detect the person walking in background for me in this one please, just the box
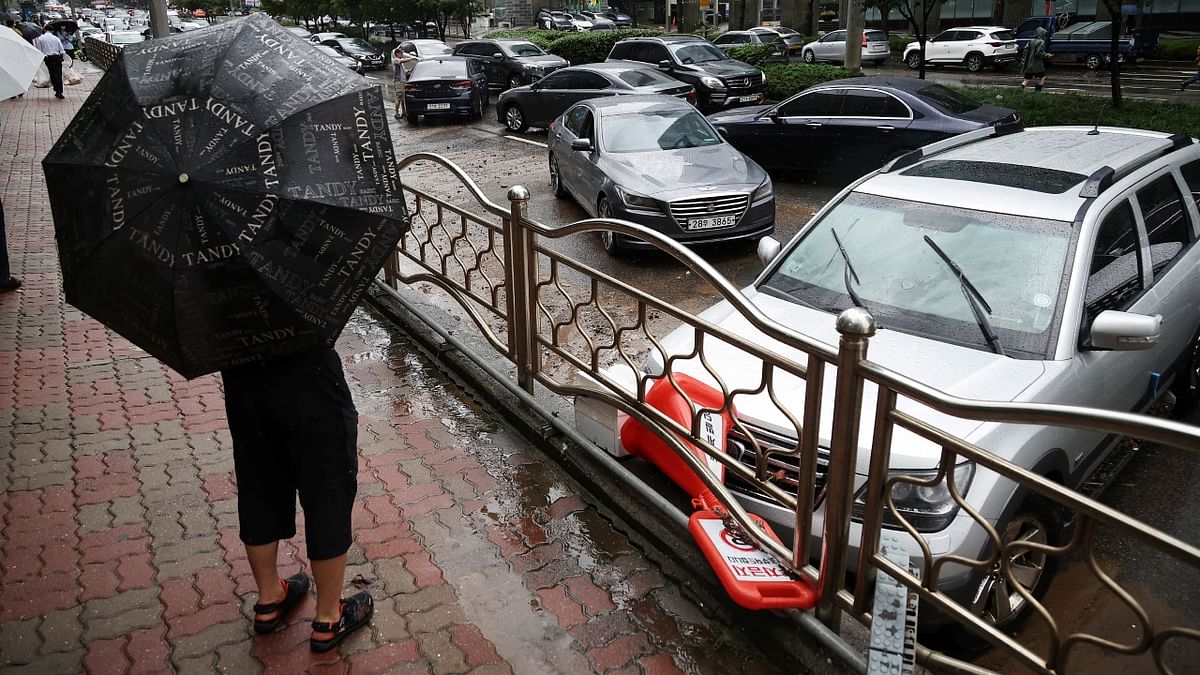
[221,348,373,652]
[392,46,417,119]
[1020,26,1051,93]
[57,28,75,63]
[1180,45,1200,92]
[0,197,21,293]
[33,26,65,98]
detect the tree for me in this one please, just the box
[1099,0,1124,107]
[447,0,482,39]
[892,0,936,79]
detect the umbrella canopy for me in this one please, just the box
[43,14,409,378]
[0,25,45,99]
[17,22,41,42]
[44,19,79,34]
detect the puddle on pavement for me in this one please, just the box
[338,304,780,673]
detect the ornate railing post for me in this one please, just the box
[505,186,537,393]
[817,307,876,628]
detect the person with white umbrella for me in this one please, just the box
[0,21,45,100]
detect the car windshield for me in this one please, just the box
[504,42,546,57]
[865,30,887,42]
[670,43,729,64]
[110,33,141,44]
[616,69,676,87]
[337,38,374,51]
[759,193,1076,357]
[602,108,723,153]
[914,84,981,114]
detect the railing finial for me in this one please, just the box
[507,185,530,203]
[836,307,876,339]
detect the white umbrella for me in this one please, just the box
[0,27,46,99]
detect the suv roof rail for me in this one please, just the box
[882,124,1019,173]
[1079,166,1115,198]
[1168,133,1195,151]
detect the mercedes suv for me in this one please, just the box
[640,126,1200,632]
[606,35,765,111]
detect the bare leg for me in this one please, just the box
[310,553,347,628]
[245,541,285,619]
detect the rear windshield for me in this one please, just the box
[866,30,887,42]
[670,43,730,64]
[411,60,468,78]
[503,42,546,57]
[914,84,981,114]
[902,160,1086,194]
[617,69,675,87]
[990,30,1016,41]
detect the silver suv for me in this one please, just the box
[644,126,1200,631]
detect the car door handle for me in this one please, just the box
[875,125,895,131]
[805,122,822,128]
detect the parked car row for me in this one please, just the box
[537,7,632,31]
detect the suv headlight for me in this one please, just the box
[761,70,767,84]
[699,75,725,90]
[852,461,975,532]
[615,185,661,212]
[751,179,772,202]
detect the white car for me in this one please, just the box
[903,25,1019,72]
[104,30,145,47]
[567,12,594,31]
[396,38,454,62]
[309,31,347,44]
[643,126,1200,632]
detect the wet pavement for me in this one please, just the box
[0,64,791,673]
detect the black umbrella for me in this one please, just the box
[44,19,79,34]
[17,22,41,42]
[42,14,409,378]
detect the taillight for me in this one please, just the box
[404,83,421,91]
[450,80,474,90]
[687,90,697,104]
[548,120,556,130]
[988,41,1002,47]
[861,33,868,47]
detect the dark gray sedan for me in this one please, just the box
[497,63,695,133]
[547,96,774,255]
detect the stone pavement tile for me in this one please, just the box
[83,635,131,674]
[37,606,84,656]
[415,630,469,675]
[449,623,503,668]
[586,633,653,672]
[346,639,422,673]
[170,620,249,661]
[0,649,84,675]
[0,616,39,667]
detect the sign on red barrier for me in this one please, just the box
[689,510,817,610]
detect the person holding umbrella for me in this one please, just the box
[392,45,417,119]
[33,25,65,98]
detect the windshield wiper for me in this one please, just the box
[830,228,866,309]
[922,235,1006,356]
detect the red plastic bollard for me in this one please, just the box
[619,373,733,499]
[689,510,817,610]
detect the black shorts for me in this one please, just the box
[1023,70,1045,78]
[222,348,359,561]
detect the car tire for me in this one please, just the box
[506,73,523,90]
[549,155,567,198]
[406,111,419,125]
[802,49,815,64]
[1172,331,1200,415]
[1084,53,1104,70]
[873,59,887,67]
[964,53,984,72]
[597,197,624,256]
[504,103,528,132]
[905,52,921,69]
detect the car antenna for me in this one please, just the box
[1088,103,1106,135]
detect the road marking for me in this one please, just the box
[504,135,548,148]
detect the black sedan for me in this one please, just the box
[321,37,387,70]
[707,76,1021,181]
[497,63,695,133]
[404,58,489,124]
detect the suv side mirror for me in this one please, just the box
[570,138,593,152]
[492,52,504,59]
[657,59,673,70]
[757,236,781,266]
[1088,310,1161,351]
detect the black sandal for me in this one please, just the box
[252,573,310,634]
[309,591,374,653]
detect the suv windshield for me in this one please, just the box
[503,42,546,57]
[759,193,1076,357]
[670,43,729,64]
[602,109,723,153]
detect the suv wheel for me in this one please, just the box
[905,51,921,69]
[1084,53,1104,70]
[1173,331,1200,414]
[964,53,984,72]
[504,103,528,132]
[802,49,816,64]
[506,73,523,90]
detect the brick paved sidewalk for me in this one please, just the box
[0,68,782,673]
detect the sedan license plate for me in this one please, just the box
[870,44,887,52]
[427,102,451,110]
[737,95,760,102]
[687,215,737,231]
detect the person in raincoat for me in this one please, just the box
[1020,26,1052,92]
[1180,44,1200,92]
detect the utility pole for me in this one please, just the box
[844,0,863,69]
[149,0,169,38]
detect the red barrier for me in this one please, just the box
[620,375,817,611]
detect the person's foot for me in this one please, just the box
[252,573,310,634]
[0,277,20,293]
[309,591,374,653]
[55,93,64,99]
[1183,83,1189,92]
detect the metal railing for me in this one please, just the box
[382,153,1200,674]
[83,36,120,71]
